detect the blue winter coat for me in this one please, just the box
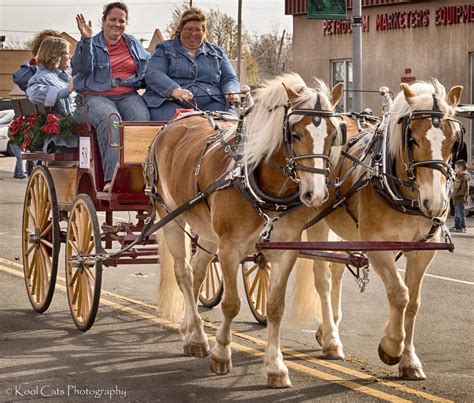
[144,38,240,108]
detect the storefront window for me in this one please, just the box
[332,60,352,113]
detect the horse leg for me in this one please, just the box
[265,250,298,388]
[367,251,409,365]
[316,262,345,350]
[306,224,344,358]
[209,246,241,375]
[312,260,345,359]
[162,223,209,358]
[398,250,435,380]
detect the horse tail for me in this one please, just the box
[156,229,184,322]
[292,258,322,324]
[291,231,322,325]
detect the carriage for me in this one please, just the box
[14,94,275,330]
[16,75,463,387]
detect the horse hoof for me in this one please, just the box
[183,343,209,358]
[378,344,400,366]
[322,342,344,360]
[267,372,292,388]
[399,367,427,380]
[209,355,232,375]
[315,329,323,347]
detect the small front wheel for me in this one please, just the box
[65,194,102,331]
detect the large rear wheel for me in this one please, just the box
[242,257,271,325]
[65,194,102,331]
[199,260,224,308]
[22,166,60,313]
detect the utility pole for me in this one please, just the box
[237,0,242,80]
[275,29,286,74]
[352,0,362,112]
[189,0,192,7]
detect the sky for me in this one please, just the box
[0,0,293,47]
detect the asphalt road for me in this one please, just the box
[0,155,473,402]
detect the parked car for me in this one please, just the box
[0,109,14,156]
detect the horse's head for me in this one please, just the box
[282,80,345,208]
[390,80,464,217]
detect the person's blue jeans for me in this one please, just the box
[10,143,25,178]
[82,92,150,182]
[453,202,466,230]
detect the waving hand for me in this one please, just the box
[76,14,93,38]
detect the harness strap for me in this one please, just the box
[304,173,370,230]
[103,168,239,260]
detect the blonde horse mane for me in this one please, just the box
[242,73,337,169]
[388,79,456,160]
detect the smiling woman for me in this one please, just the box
[71,1,150,191]
[144,7,240,122]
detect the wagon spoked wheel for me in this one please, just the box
[199,260,224,308]
[22,166,60,313]
[242,258,271,325]
[65,194,102,331]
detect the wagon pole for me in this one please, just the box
[352,0,363,112]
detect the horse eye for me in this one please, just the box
[408,138,419,147]
[292,132,301,142]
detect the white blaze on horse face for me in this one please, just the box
[300,119,329,207]
[420,126,448,216]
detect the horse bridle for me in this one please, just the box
[399,94,463,191]
[283,94,347,183]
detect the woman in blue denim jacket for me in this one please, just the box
[72,1,150,191]
[144,7,240,121]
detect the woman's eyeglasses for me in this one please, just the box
[182,28,204,34]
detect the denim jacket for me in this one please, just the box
[26,65,75,115]
[144,38,240,108]
[72,32,150,93]
[13,59,37,92]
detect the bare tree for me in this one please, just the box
[249,27,292,82]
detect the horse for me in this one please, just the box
[145,72,346,387]
[293,79,463,380]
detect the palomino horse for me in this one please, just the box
[293,80,463,379]
[146,73,345,387]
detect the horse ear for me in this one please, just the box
[330,82,344,107]
[282,82,299,102]
[447,85,463,107]
[401,83,416,104]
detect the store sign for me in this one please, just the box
[307,0,347,20]
[323,16,370,35]
[322,3,474,35]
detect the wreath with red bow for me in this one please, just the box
[8,113,75,151]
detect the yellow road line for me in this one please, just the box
[0,261,452,402]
